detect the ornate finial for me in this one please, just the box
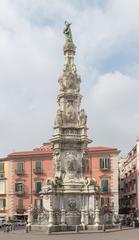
[63,21,73,43]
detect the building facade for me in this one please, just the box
[0,158,9,219]
[7,144,53,220]
[6,143,119,220]
[119,138,139,217]
[88,147,120,216]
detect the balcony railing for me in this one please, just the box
[0,173,5,178]
[33,190,41,195]
[33,168,43,174]
[15,169,24,175]
[15,190,25,195]
[16,207,25,213]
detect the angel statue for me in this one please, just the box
[63,21,73,43]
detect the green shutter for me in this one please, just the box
[36,182,42,193]
[101,198,104,206]
[100,158,103,169]
[0,163,4,172]
[18,199,23,208]
[3,199,6,208]
[104,197,109,206]
[36,161,41,169]
[107,158,110,169]
[101,179,108,192]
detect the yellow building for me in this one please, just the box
[0,158,9,220]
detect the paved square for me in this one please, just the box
[0,228,139,240]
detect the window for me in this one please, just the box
[0,199,6,210]
[16,162,24,173]
[35,182,42,193]
[101,179,109,192]
[0,163,4,173]
[15,183,24,192]
[0,181,6,194]
[17,199,23,209]
[101,197,109,207]
[35,161,42,170]
[100,158,110,170]
[35,199,43,209]
[34,161,42,173]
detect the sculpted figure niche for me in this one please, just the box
[54,151,61,172]
[54,109,63,127]
[65,101,77,123]
[78,109,87,127]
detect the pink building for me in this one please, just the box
[6,143,120,220]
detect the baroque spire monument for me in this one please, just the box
[33,22,100,230]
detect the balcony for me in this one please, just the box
[0,173,5,178]
[15,190,25,195]
[33,190,41,195]
[33,168,43,174]
[16,207,25,213]
[15,169,24,175]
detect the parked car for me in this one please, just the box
[12,220,26,226]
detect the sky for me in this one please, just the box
[0,0,139,157]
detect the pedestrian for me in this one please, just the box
[10,224,12,231]
[25,222,29,233]
[12,224,15,231]
[6,225,9,232]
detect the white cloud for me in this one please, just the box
[86,71,139,154]
[0,0,139,156]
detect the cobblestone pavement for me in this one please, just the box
[0,228,139,240]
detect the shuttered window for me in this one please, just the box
[0,181,6,194]
[35,199,43,209]
[17,162,24,171]
[0,199,6,209]
[100,158,110,170]
[0,163,4,173]
[15,183,24,192]
[18,199,23,209]
[101,179,109,192]
[101,197,109,207]
[35,161,42,170]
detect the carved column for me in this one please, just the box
[48,207,54,227]
[94,199,100,226]
[48,196,54,226]
[81,208,85,226]
[61,208,66,225]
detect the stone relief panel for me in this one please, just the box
[61,150,82,179]
[58,64,80,93]
[65,101,77,123]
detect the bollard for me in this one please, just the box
[102,224,105,232]
[25,225,29,233]
[28,224,31,231]
[75,225,79,233]
[119,223,122,230]
[6,226,10,232]
[47,227,51,235]
[132,221,135,228]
